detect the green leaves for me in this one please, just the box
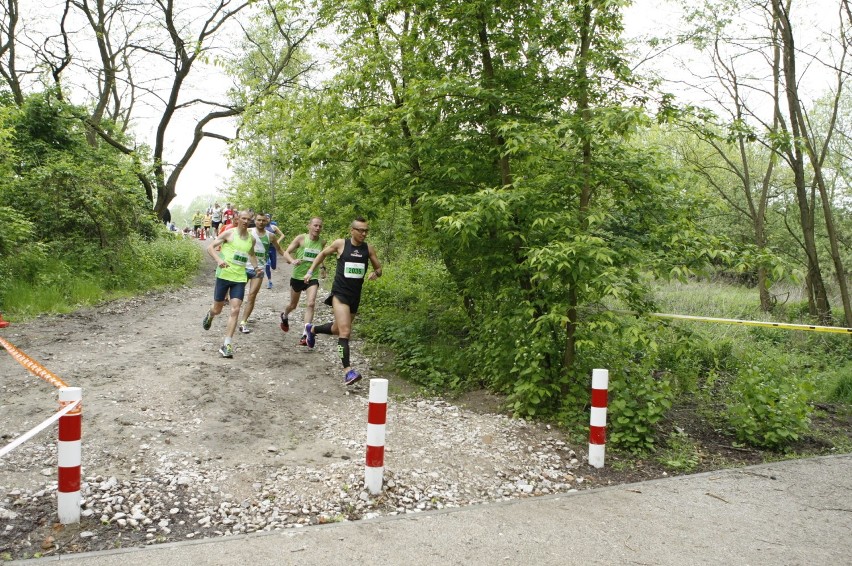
[725,358,813,451]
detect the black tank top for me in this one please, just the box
[332,239,370,297]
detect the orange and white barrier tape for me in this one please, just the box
[0,336,68,388]
[0,398,80,459]
[0,337,81,523]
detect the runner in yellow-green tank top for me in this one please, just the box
[238,213,285,334]
[280,216,327,346]
[201,210,259,359]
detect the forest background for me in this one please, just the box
[1,0,851,464]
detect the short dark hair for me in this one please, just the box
[352,216,367,225]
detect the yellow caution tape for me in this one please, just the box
[641,312,852,334]
[0,336,69,388]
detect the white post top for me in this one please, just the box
[59,387,82,401]
[368,378,388,402]
[592,369,609,389]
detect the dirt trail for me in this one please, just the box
[1,244,394,489]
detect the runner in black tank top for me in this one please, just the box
[301,217,383,386]
[325,238,370,313]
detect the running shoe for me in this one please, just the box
[239,321,251,334]
[202,310,213,330]
[299,335,308,347]
[267,281,273,289]
[305,323,315,348]
[280,313,289,332]
[344,369,362,386]
[219,344,234,358]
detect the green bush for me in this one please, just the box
[725,357,812,450]
[654,328,736,395]
[110,234,202,290]
[608,365,674,453]
[359,255,470,391]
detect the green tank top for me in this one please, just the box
[251,228,271,263]
[216,230,254,282]
[293,234,323,280]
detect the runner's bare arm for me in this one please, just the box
[319,240,328,277]
[273,227,286,247]
[270,232,286,256]
[367,244,382,281]
[249,237,259,270]
[207,232,231,267]
[283,234,304,264]
[304,239,343,283]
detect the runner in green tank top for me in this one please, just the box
[238,213,285,334]
[280,217,327,346]
[202,210,260,358]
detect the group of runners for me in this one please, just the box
[190,202,239,239]
[201,211,382,387]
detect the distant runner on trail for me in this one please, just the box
[202,210,259,359]
[211,202,223,233]
[238,213,285,334]
[280,217,326,346]
[263,215,285,289]
[192,210,204,238]
[303,217,382,386]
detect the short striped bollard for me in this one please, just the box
[588,369,608,469]
[365,378,388,495]
[58,387,82,524]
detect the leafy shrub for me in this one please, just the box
[359,255,470,391]
[111,234,202,290]
[608,366,674,453]
[143,236,203,283]
[725,357,812,450]
[551,315,675,452]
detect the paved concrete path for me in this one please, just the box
[20,454,852,565]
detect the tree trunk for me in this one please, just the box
[772,0,833,323]
[564,0,594,373]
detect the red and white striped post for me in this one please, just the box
[57,387,82,524]
[365,378,388,495]
[588,369,608,469]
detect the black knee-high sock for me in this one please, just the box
[337,338,350,368]
[314,322,333,334]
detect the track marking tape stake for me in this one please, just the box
[57,387,82,524]
[589,369,608,469]
[365,378,388,495]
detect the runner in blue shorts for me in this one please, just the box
[201,210,259,358]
